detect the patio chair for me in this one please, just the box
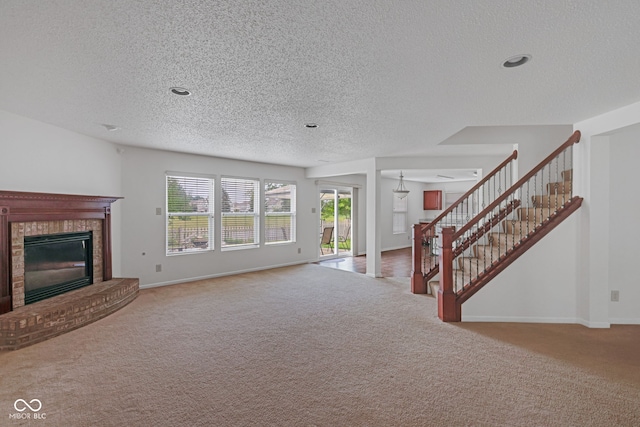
[338,225,350,249]
[320,226,334,255]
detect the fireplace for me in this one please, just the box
[0,190,139,351]
[24,231,93,304]
[0,190,121,313]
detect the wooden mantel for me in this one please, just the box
[0,190,122,314]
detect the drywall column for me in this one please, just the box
[584,135,611,327]
[573,100,640,326]
[350,187,359,256]
[365,162,382,277]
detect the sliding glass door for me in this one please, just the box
[319,187,352,258]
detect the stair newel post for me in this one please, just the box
[438,227,461,322]
[410,224,426,294]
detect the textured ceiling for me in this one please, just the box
[1,1,640,168]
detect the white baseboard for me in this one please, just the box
[356,245,411,257]
[383,245,412,252]
[609,317,640,325]
[577,318,612,328]
[139,260,312,290]
[462,315,581,324]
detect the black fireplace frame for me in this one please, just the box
[24,231,93,304]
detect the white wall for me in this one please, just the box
[449,128,584,323]
[120,146,317,287]
[461,105,640,326]
[608,125,640,324]
[509,126,575,175]
[463,214,579,322]
[574,100,640,326]
[0,109,124,274]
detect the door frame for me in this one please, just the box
[318,185,353,259]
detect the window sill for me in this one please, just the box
[221,244,260,252]
[166,248,214,256]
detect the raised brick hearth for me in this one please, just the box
[0,190,138,350]
[0,278,138,350]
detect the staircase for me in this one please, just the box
[412,131,583,322]
[411,150,519,293]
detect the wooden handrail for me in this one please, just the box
[419,149,518,234]
[411,149,519,294]
[451,199,521,259]
[453,130,580,240]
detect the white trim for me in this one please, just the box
[609,317,640,325]
[165,170,216,179]
[221,173,261,182]
[350,245,411,257]
[220,243,259,251]
[577,318,612,328]
[461,315,581,324]
[382,244,411,252]
[139,260,313,289]
[315,180,363,189]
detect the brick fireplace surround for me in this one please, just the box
[0,191,139,350]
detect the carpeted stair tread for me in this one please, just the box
[547,181,572,194]
[518,207,555,222]
[473,245,508,263]
[532,193,572,209]
[504,220,540,235]
[488,232,531,247]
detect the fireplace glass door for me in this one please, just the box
[23,231,93,304]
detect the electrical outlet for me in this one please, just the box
[156,207,162,215]
[611,290,619,302]
[297,248,301,254]
[156,264,162,273]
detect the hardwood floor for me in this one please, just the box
[316,247,412,277]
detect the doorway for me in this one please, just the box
[319,187,352,259]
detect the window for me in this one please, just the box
[221,177,260,249]
[392,194,408,234]
[264,181,296,244]
[166,175,214,254]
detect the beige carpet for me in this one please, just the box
[1,264,639,426]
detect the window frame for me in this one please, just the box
[220,176,261,250]
[165,174,215,255]
[392,193,408,234]
[264,180,297,245]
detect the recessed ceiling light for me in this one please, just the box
[502,54,531,68]
[102,124,119,131]
[170,87,191,96]
[305,123,318,129]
